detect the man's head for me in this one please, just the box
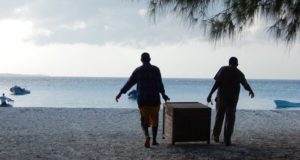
[141,52,151,63]
[229,57,238,67]
[2,93,4,96]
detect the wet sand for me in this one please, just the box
[0,107,299,160]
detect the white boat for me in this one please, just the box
[274,100,300,108]
[10,85,30,95]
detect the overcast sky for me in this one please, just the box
[0,0,299,79]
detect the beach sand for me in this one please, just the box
[0,107,299,160]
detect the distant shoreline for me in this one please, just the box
[0,73,300,81]
[0,73,49,77]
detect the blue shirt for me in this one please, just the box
[120,63,166,106]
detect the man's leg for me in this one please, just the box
[139,107,150,148]
[212,98,225,142]
[141,123,150,148]
[151,106,160,145]
[152,126,158,145]
[141,124,150,138]
[224,101,237,146]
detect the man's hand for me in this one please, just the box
[162,94,170,102]
[249,91,254,98]
[207,94,212,103]
[115,92,122,102]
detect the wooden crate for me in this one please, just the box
[162,102,211,145]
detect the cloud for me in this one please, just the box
[13,5,29,15]
[138,9,147,17]
[35,28,53,37]
[0,0,202,47]
[60,21,87,30]
[104,25,112,31]
[0,19,33,44]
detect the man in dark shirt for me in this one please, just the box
[116,52,170,148]
[207,57,254,146]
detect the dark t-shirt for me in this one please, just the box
[120,63,165,106]
[214,66,249,100]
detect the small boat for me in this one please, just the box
[128,90,138,100]
[10,85,30,95]
[274,100,300,108]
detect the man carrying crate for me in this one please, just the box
[116,52,170,148]
[207,57,254,146]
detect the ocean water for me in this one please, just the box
[0,76,299,110]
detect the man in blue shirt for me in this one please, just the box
[116,52,170,148]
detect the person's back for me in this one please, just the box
[215,65,245,100]
[132,63,164,106]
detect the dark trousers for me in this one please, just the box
[0,102,7,107]
[213,97,238,143]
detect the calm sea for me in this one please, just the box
[0,76,299,110]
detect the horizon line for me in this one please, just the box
[0,73,300,81]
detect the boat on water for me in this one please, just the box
[10,85,30,95]
[128,90,138,100]
[274,100,300,108]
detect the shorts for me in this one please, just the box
[139,106,160,127]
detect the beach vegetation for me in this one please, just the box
[145,0,300,45]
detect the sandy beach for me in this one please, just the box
[0,107,299,160]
